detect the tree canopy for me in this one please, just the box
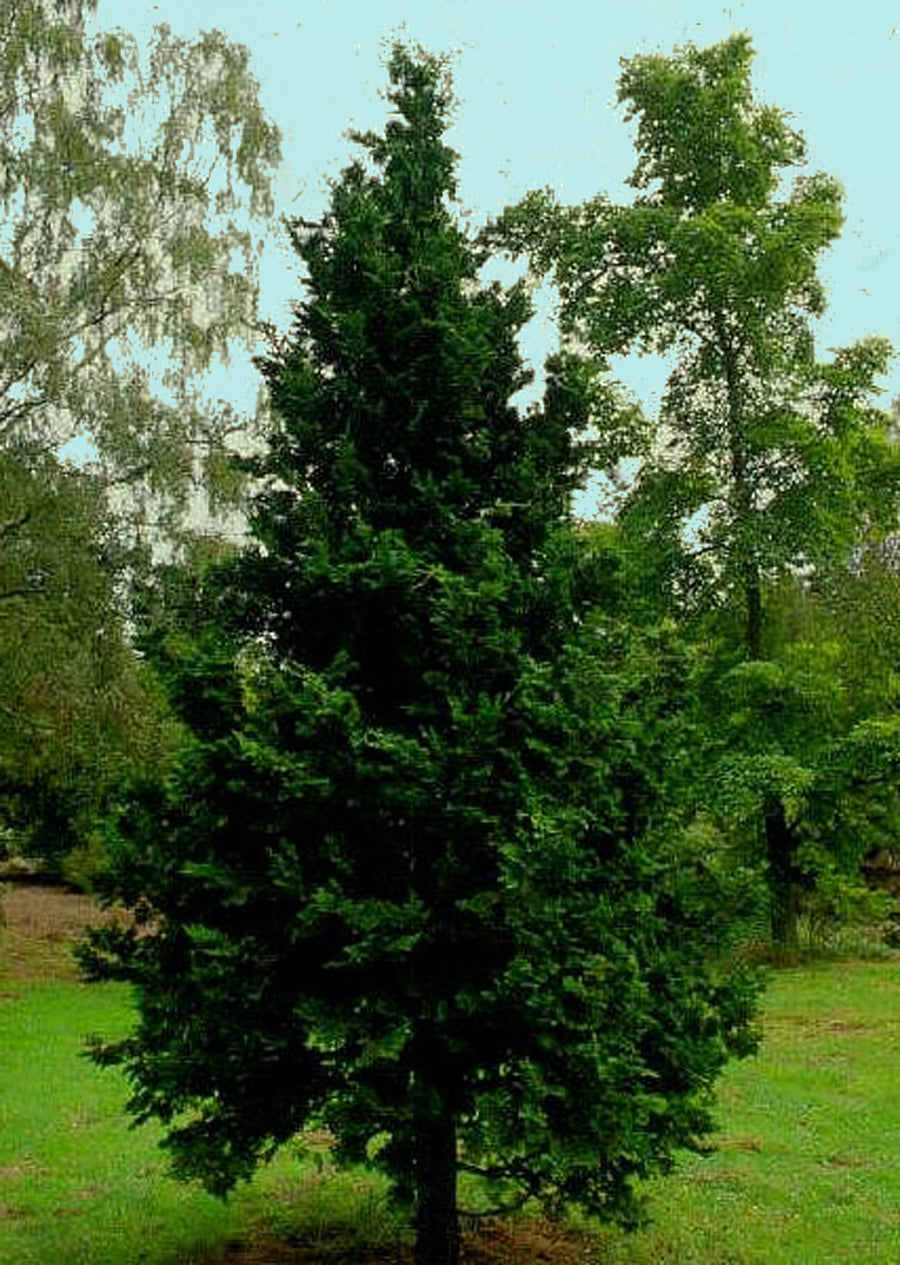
[487,32,900,946]
[0,0,281,548]
[0,0,280,859]
[489,32,899,655]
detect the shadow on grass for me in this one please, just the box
[225,1152,599,1265]
[194,1215,599,1265]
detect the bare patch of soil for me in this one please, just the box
[199,1218,598,1264]
[462,1218,599,1264]
[767,1014,882,1039]
[0,882,117,984]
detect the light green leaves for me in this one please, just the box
[618,34,806,211]
[0,2,282,549]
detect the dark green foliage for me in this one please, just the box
[83,47,759,1264]
[0,451,178,872]
[685,573,900,948]
[755,570,900,879]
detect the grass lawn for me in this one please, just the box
[592,959,900,1264]
[2,883,899,1263]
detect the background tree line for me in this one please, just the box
[0,0,280,868]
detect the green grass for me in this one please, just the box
[1,928,900,1262]
[0,979,252,1264]
[0,976,411,1263]
[588,959,900,1264]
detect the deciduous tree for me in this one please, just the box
[488,33,900,945]
[0,0,281,546]
[0,0,278,860]
[0,449,179,869]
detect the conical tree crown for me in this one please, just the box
[83,48,760,1258]
[253,47,566,563]
[235,46,589,718]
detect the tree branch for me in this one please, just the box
[458,1192,532,1223]
[0,509,32,539]
[0,586,45,603]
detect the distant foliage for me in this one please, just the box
[0,450,180,871]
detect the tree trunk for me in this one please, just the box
[413,1092,460,1265]
[716,313,764,663]
[743,560,764,661]
[410,1025,460,1265]
[764,796,799,949]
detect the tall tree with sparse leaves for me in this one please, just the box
[0,0,279,855]
[0,0,281,546]
[488,33,900,946]
[82,48,758,1265]
[491,33,898,651]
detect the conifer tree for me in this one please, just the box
[84,48,758,1265]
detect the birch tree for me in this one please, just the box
[0,0,281,546]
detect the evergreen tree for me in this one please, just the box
[83,48,758,1265]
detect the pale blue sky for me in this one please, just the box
[92,0,900,512]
